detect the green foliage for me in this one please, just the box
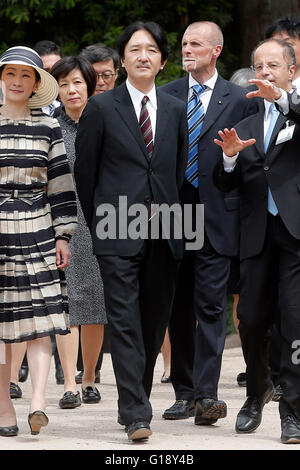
[0,0,239,81]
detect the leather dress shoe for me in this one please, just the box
[75,370,100,384]
[55,364,64,385]
[194,398,227,425]
[0,424,18,437]
[82,386,101,404]
[59,391,81,409]
[237,372,247,387]
[126,420,152,441]
[162,400,195,420]
[18,365,29,383]
[281,415,300,444]
[235,386,274,433]
[10,382,22,399]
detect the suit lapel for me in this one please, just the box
[256,100,289,163]
[113,83,150,162]
[151,90,169,161]
[199,76,231,139]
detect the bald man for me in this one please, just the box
[162,21,257,426]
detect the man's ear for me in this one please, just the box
[160,59,168,70]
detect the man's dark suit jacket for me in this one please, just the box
[214,92,300,260]
[161,74,257,257]
[74,82,188,260]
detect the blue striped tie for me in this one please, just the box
[264,103,279,216]
[186,84,205,188]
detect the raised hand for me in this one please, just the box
[214,128,256,157]
[246,79,282,102]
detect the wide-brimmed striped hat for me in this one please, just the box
[0,46,59,108]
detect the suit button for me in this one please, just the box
[264,166,269,171]
[148,169,153,175]
[144,197,151,203]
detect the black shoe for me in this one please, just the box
[235,386,274,433]
[18,365,29,383]
[59,391,81,409]
[237,372,247,387]
[117,411,125,426]
[272,384,283,402]
[126,420,152,441]
[10,382,22,399]
[0,424,18,437]
[194,398,227,425]
[162,400,195,420]
[161,372,171,383]
[75,370,100,384]
[281,415,300,444]
[55,364,64,385]
[82,386,101,404]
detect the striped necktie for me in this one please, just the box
[264,103,279,216]
[186,84,205,188]
[139,96,154,158]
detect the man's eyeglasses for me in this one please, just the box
[96,72,116,81]
[251,63,290,73]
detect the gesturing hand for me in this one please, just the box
[214,128,256,157]
[246,79,282,102]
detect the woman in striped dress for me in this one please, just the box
[0,46,77,437]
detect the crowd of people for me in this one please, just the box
[0,15,300,445]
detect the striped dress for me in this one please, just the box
[0,109,77,343]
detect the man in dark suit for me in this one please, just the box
[74,21,187,441]
[161,21,256,425]
[214,38,300,444]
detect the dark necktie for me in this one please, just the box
[139,96,154,158]
[186,84,205,188]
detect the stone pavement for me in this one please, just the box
[0,335,297,451]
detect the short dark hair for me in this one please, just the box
[265,17,300,40]
[251,38,296,67]
[80,43,120,70]
[51,56,97,97]
[117,21,169,62]
[34,40,63,58]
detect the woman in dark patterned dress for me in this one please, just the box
[0,47,77,437]
[51,56,107,409]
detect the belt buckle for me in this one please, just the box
[12,189,18,199]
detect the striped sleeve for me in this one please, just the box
[47,119,77,240]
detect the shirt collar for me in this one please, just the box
[189,69,218,91]
[126,78,157,110]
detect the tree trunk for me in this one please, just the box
[239,0,300,67]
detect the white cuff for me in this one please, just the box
[223,153,239,172]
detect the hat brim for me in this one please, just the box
[0,59,59,109]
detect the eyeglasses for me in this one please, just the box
[251,62,291,73]
[96,72,116,81]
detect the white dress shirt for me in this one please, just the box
[188,69,218,112]
[126,79,157,141]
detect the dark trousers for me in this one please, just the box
[98,239,178,425]
[169,180,231,401]
[169,250,195,400]
[193,235,231,400]
[238,214,300,420]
